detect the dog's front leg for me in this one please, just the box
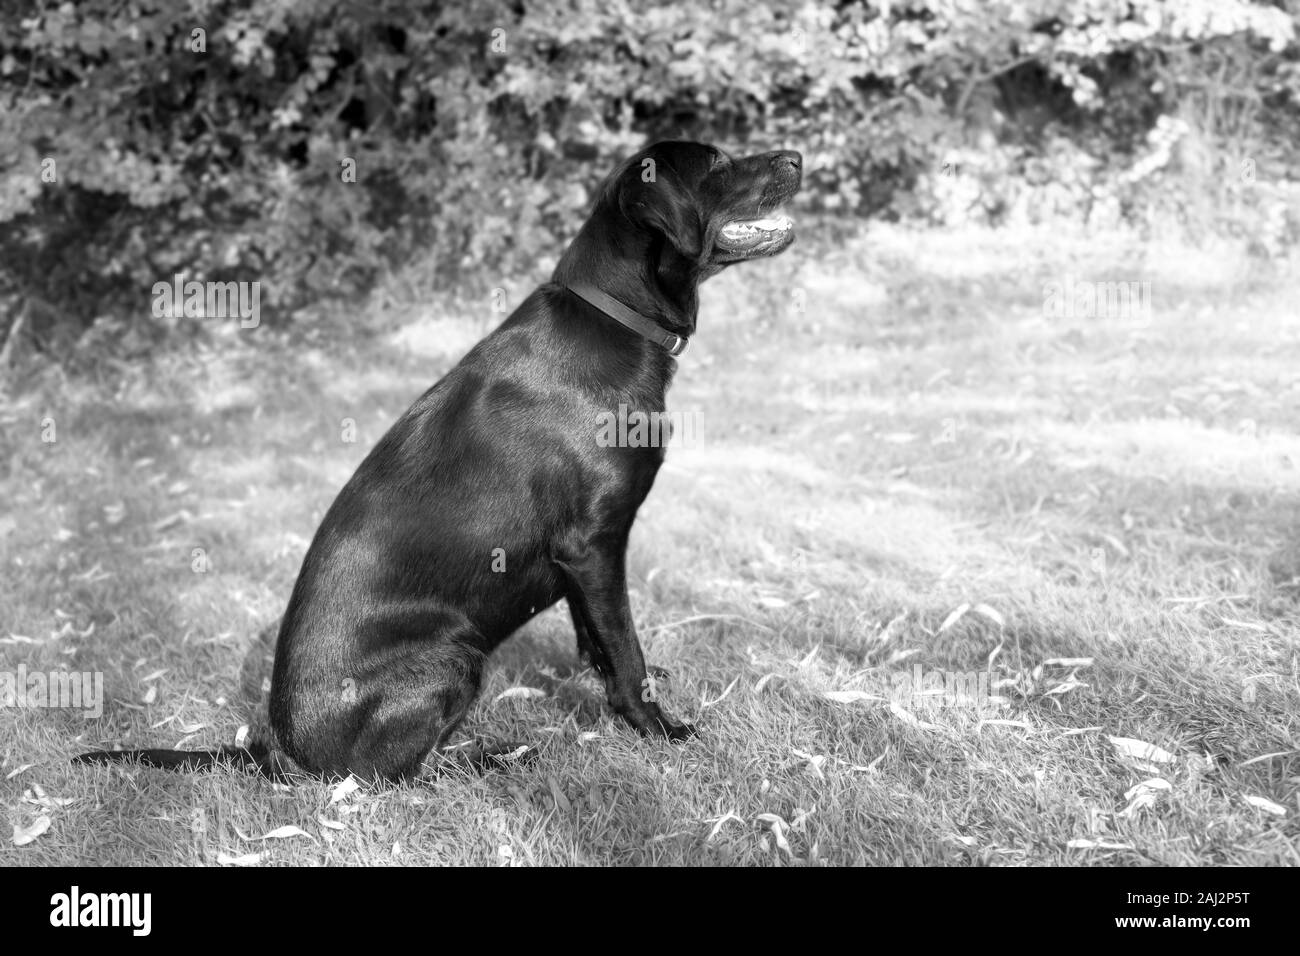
[567,597,610,674]
[557,548,696,742]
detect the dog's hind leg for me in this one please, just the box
[336,639,489,783]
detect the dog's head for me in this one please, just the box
[554,141,802,337]
[602,140,802,275]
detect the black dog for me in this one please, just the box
[76,141,802,781]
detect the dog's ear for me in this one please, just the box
[617,164,703,259]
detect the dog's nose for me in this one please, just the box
[774,151,802,172]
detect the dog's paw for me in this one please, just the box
[649,716,698,743]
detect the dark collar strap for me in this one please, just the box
[564,282,688,357]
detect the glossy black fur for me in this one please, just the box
[76,141,802,782]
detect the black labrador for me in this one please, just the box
[77,140,802,781]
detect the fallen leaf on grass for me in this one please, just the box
[754,673,781,693]
[151,510,193,532]
[71,563,111,582]
[978,719,1033,731]
[5,764,34,781]
[493,686,546,703]
[755,814,792,858]
[254,825,313,841]
[700,676,739,709]
[495,745,533,763]
[1067,838,1134,850]
[876,612,908,645]
[13,816,51,847]
[823,690,886,704]
[1243,795,1287,816]
[316,817,346,831]
[849,751,888,773]
[1220,618,1268,633]
[705,811,744,842]
[1099,533,1130,558]
[51,620,95,640]
[938,603,971,633]
[1044,679,1089,696]
[971,604,1005,627]
[1124,778,1172,800]
[790,806,816,831]
[1108,736,1175,764]
[216,852,262,866]
[791,749,827,780]
[1237,749,1299,767]
[329,775,362,804]
[1120,778,1172,817]
[890,702,940,731]
[23,786,77,810]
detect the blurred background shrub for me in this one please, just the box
[1,0,1297,358]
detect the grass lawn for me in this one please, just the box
[2,223,1298,866]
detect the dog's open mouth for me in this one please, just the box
[716,211,794,256]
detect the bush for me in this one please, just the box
[1,0,1297,358]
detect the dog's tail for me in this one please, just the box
[73,736,288,778]
[75,622,291,779]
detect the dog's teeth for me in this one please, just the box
[719,212,795,250]
[723,217,792,236]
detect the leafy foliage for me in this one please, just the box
[1,0,1297,352]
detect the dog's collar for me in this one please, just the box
[564,282,688,357]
